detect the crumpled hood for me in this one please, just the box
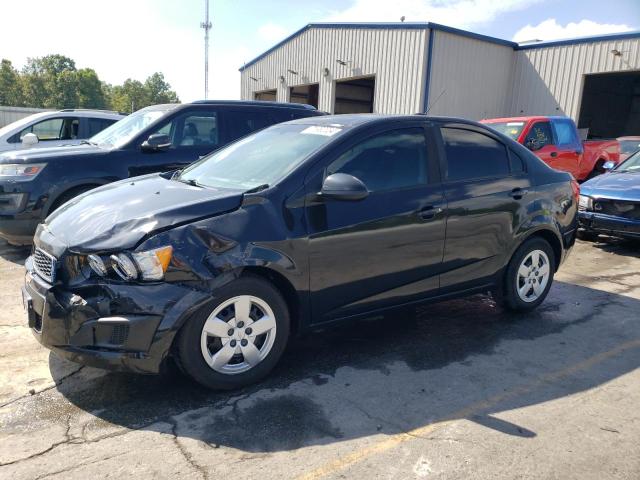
[580,172,640,201]
[0,144,105,164]
[37,174,245,254]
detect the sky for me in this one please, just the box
[0,0,638,102]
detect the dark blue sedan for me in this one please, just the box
[578,151,640,239]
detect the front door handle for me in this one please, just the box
[550,151,558,158]
[510,188,528,200]
[419,205,443,220]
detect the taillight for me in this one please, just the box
[570,178,580,203]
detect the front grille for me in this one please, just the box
[109,324,130,345]
[594,200,640,220]
[33,248,58,283]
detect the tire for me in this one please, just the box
[501,237,555,312]
[176,275,290,390]
[49,186,98,214]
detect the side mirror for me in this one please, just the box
[141,133,171,152]
[320,173,369,201]
[22,133,39,147]
[525,138,540,151]
[602,160,616,171]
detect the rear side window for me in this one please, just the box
[553,120,578,145]
[327,128,428,192]
[226,110,274,141]
[441,127,510,181]
[88,118,117,137]
[509,149,526,173]
[524,122,553,149]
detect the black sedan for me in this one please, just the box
[578,151,640,240]
[23,115,578,389]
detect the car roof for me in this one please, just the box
[284,113,492,129]
[189,100,318,110]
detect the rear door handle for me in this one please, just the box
[510,188,528,200]
[419,205,443,220]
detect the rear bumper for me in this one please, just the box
[23,259,211,374]
[578,211,640,238]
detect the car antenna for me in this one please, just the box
[425,89,446,115]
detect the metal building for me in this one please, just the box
[239,23,640,137]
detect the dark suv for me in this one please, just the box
[0,101,324,244]
[24,115,578,390]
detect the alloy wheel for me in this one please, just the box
[200,295,277,374]
[516,249,551,303]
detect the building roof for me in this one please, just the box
[239,22,640,71]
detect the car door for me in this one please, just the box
[438,124,532,292]
[305,123,446,323]
[551,119,582,177]
[129,108,223,177]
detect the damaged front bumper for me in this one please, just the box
[578,211,640,239]
[23,256,211,374]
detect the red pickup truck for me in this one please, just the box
[481,116,620,181]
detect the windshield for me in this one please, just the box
[179,123,343,190]
[619,139,640,155]
[484,121,526,140]
[615,151,640,172]
[90,106,176,148]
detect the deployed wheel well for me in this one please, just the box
[241,266,300,334]
[523,230,562,271]
[48,184,103,215]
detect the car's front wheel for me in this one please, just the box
[501,237,555,312]
[176,275,290,390]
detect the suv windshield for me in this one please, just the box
[179,123,343,190]
[90,105,177,148]
[616,151,640,172]
[485,121,526,140]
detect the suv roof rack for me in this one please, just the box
[190,100,317,110]
[59,108,122,114]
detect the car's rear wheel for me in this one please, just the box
[501,237,555,312]
[176,275,290,390]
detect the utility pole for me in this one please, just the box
[200,0,212,99]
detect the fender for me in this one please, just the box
[44,176,117,216]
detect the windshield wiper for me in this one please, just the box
[175,177,203,188]
[244,184,269,194]
[80,140,96,146]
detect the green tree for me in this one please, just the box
[144,72,179,104]
[0,59,24,106]
[109,79,148,113]
[76,69,106,109]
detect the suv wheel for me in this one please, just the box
[176,275,290,390]
[501,237,555,312]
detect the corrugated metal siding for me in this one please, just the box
[0,106,49,128]
[427,31,515,120]
[510,38,640,120]
[241,27,428,114]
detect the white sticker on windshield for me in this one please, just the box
[301,126,342,137]
[507,122,524,126]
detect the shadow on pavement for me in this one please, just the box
[0,239,30,266]
[45,279,640,453]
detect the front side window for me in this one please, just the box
[14,117,79,142]
[90,105,178,148]
[442,127,510,181]
[553,121,578,145]
[327,128,428,192]
[524,122,553,149]
[150,111,219,148]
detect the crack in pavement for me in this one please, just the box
[169,418,209,480]
[0,365,85,410]
[31,452,127,480]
